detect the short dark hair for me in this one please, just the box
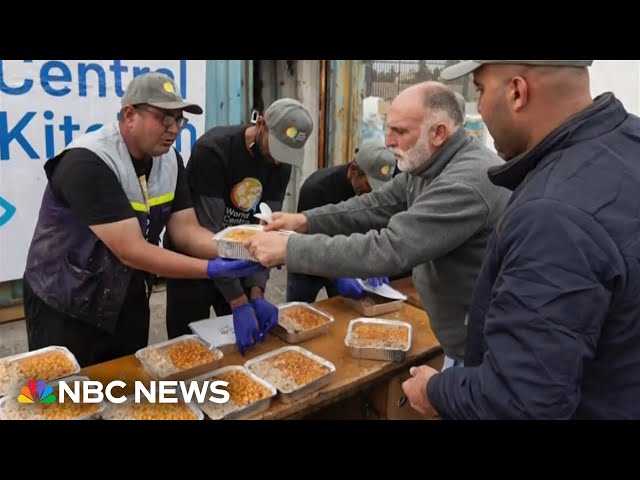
[423,89,464,127]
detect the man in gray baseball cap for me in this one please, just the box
[121,71,203,114]
[440,60,594,81]
[263,98,314,168]
[21,70,263,368]
[162,96,313,354]
[354,141,397,191]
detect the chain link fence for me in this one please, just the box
[364,60,477,102]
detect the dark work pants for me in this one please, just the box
[23,278,150,368]
[286,272,339,303]
[165,278,251,339]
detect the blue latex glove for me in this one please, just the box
[367,277,389,287]
[232,304,261,355]
[333,278,367,299]
[251,297,279,338]
[207,258,266,279]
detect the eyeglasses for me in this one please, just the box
[135,105,189,130]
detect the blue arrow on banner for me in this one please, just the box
[0,196,17,227]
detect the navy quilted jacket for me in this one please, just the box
[428,93,640,419]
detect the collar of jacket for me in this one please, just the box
[488,92,627,191]
[411,127,471,182]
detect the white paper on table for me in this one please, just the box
[356,279,408,301]
[189,314,236,349]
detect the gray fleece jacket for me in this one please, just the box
[286,128,511,361]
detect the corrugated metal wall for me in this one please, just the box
[325,60,365,167]
[204,60,253,129]
[256,60,320,213]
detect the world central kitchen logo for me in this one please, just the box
[16,379,230,404]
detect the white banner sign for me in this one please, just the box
[0,60,207,282]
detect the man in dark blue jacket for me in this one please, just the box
[402,60,640,420]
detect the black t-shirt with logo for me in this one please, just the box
[186,125,292,229]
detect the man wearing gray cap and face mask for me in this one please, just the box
[287,140,397,303]
[22,72,265,367]
[163,98,313,356]
[401,60,640,420]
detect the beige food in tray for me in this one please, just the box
[103,401,199,420]
[166,339,218,370]
[248,350,330,392]
[2,397,101,420]
[279,306,329,333]
[137,338,221,378]
[350,323,410,350]
[199,369,273,420]
[216,370,271,407]
[223,229,260,242]
[0,350,78,395]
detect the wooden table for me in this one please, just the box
[391,277,423,310]
[80,296,441,420]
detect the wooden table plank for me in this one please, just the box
[391,277,423,310]
[0,304,24,324]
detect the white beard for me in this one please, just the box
[394,127,433,173]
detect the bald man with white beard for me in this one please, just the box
[245,81,511,366]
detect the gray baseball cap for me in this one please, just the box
[355,141,396,191]
[454,92,466,118]
[121,72,203,115]
[440,60,594,81]
[264,98,313,168]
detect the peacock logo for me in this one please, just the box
[17,380,56,404]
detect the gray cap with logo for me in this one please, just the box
[440,60,594,81]
[454,92,466,118]
[355,141,397,191]
[121,72,203,115]
[264,98,314,168]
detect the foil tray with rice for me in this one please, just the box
[244,346,335,404]
[344,318,412,362]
